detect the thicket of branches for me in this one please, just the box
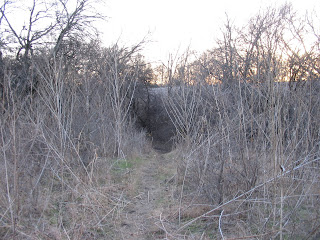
[0,1,319,239]
[0,0,153,238]
[160,4,320,239]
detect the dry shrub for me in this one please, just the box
[159,4,320,237]
[165,53,320,239]
[0,42,150,239]
[168,79,320,238]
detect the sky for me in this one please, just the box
[100,0,320,64]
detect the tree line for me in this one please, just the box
[0,1,319,238]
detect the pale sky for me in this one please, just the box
[5,0,319,64]
[100,0,319,64]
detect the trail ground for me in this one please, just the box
[112,150,179,239]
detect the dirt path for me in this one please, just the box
[115,151,177,239]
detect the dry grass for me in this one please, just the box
[0,3,319,239]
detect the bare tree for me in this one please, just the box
[0,0,104,96]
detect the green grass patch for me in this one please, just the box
[112,157,145,173]
[115,159,133,169]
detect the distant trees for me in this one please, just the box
[1,0,103,56]
[0,0,104,97]
[169,4,320,87]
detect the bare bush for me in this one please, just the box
[164,4,320,239]
[0,33,150,239]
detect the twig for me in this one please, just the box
[225,229,278,240]
[304,222,320,240]
[159,212,171,239]
[175,157,320,233]
[219,209,225,240]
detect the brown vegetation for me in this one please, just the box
[159,4,320,239]
[0,1,319,239]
